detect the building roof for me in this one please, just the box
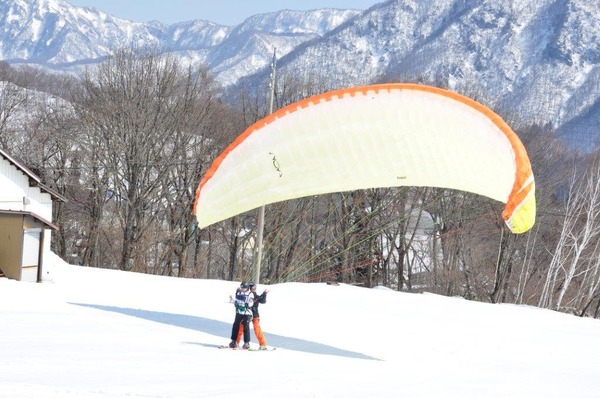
[0,148,67,202]
[0,210,59,230]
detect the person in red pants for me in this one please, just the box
[236,282,269,349]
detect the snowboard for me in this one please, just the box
[218,345,239,350]
[218,345,276,351]
[248,347,276,351]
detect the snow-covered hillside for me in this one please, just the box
[1,0,599,147]
[1,252,599,397]
[249,0,600,148]
[0,0,360,86]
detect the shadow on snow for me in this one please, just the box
[71,303,380,361]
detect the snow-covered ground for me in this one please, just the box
[1,252,600,398]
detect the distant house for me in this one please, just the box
[0,148,66,282]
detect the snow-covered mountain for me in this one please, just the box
[1,0,599,148]
[244,0,600,148]
[0,0,361,86]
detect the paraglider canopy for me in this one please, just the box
[193,83,535,233]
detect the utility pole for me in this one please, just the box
[254,48,276,285]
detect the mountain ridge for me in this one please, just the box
[243,0,599,148]
[0,0,361,86]
[1,0,599,148]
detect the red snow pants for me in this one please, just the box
[236,317,267,346]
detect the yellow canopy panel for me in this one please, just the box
[194,83,535,233]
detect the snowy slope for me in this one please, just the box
[247,0,600,148]
[0,0,360,86]
[0,0,161,64]
[1,252,599,397]
[1,0,599,147]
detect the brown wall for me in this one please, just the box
[0,214,24,280]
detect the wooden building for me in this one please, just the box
[0,148,65,282]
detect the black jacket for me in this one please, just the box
[250,291,267,318]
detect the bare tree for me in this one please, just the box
[539,154,600,311]
[73,48,226,272]
[0,80,29,151]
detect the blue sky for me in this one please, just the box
[67,0,382,26]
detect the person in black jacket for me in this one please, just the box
[236,282,269,349]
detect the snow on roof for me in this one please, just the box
[0,147,66,202]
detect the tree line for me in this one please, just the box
[1,50,600,318]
